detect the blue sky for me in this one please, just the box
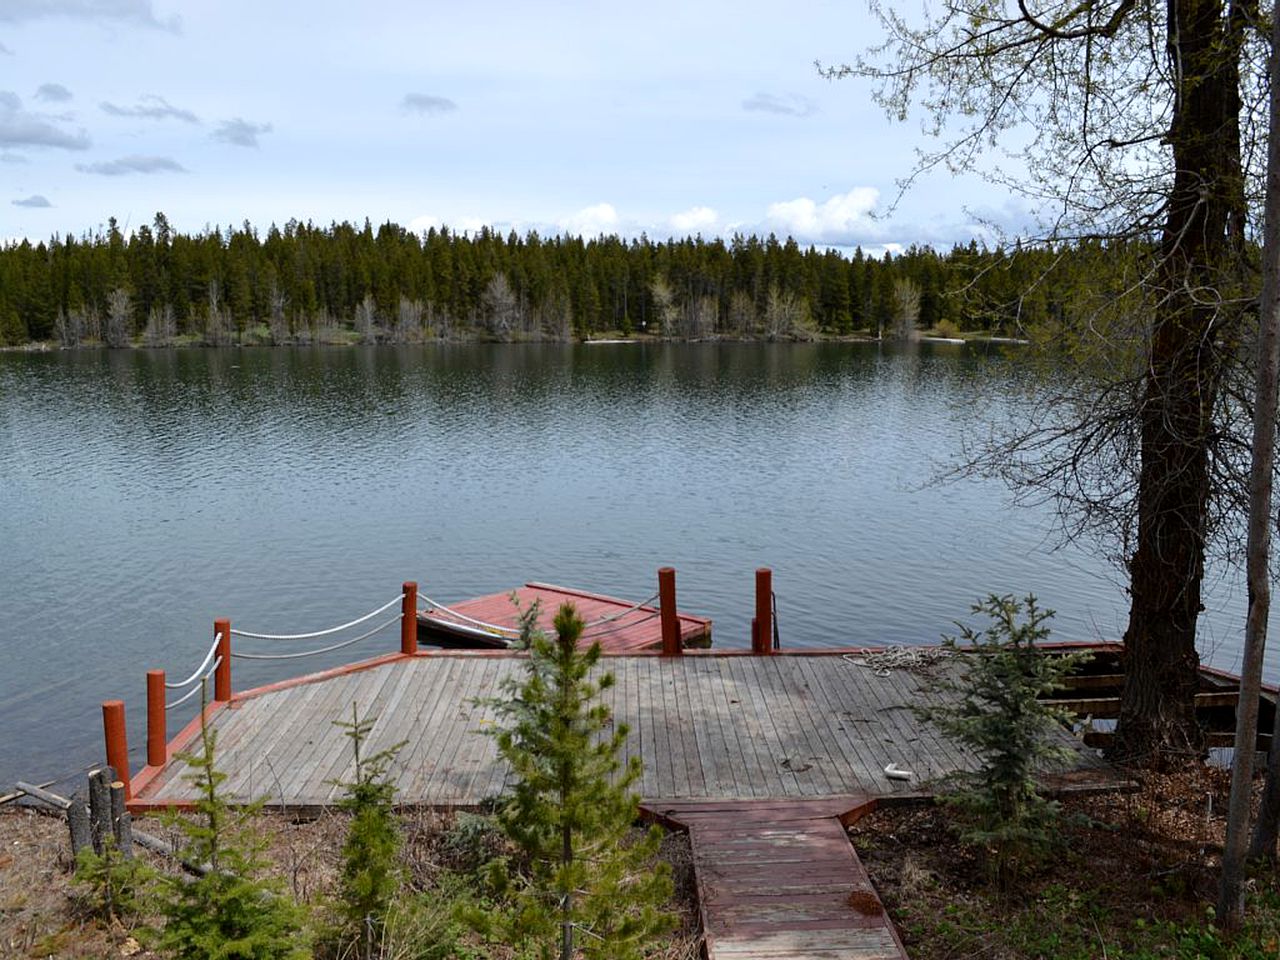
[2,0,1030,249]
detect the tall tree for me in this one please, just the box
[827,1,1265,761]
[1220,6,1280,923]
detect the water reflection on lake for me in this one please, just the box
[0,342,1264,787]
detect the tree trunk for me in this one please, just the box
[1250,7,1280,857]
[1113,0,1245,764]
[1220,2,1280,909]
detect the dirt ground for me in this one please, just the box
[849,763,1279,959]
[0,805,702,960]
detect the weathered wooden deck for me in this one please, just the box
[651,799,907,960]
[131,651,1120,809]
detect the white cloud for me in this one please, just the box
[402,94,457,115]
[408,214,442,234]
[669,205,717,234]
[101,94,198,123]
[742,92,816,118]
[12,194,51,207]
[0,91,90,150]
[75,154,185,175]
[558,202,619,238]
[35,83,72,103]
[0,0,179,31]
[764,188,881,245]
[212,117,272,147]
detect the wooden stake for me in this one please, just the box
[67,790,91,857]
[147,669,166,767]
[754,568,773,656]
[88,768,113,855]
[402,581,418,655]
[109,780,133,859]
[214,618,231,702]
[659,567,680,656]
[101,700,131,798]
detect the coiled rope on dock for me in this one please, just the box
[228,593,406,642]
[841,645,951,677]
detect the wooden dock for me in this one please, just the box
[130,651,1121,809]
[418,580,713,652]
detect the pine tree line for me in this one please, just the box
[0,213,1132,347]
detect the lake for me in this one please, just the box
[0,342,1267,789]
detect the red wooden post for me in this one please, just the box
[102,700,131,799]
[659,566,681,656]
[754,567,773,655]
[402,581,418,655]
[214,618,231,702]
[146,670,166,768]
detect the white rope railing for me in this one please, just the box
[582,592,660,628]
[232,614,400,661]
[229,593,404,642]
[165,657,222,710]
[418,595,521,638]
[165,633,223,690]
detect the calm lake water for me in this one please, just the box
[0,343,1269,789]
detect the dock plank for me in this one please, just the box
[137,652,1125,810]
[661,799,908,960]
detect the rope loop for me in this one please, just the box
[165,633,224,690]
[165,658,221,710]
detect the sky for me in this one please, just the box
[0,0,1033,250]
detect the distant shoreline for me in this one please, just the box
[0,331,1030,353]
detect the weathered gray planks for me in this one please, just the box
[137,653,1124,808]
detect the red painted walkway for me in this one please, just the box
[418,581,713,652]
[646,798,908,960]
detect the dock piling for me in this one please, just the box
[659,567,681,656]
[402,581,418,655]
[214,618,231,702]
[101,701,131,799]
[146,670,166,767]
[754,568,773,656]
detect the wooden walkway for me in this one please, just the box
[648,798,907,960]
[131,651,1121,809]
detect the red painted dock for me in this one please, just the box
[648,798,906,960]
[418,581,713,652]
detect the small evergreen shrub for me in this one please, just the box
[72,839,153,925]
[916,594,1088,887]
[476,601,675,960]
[152,707,312,960]
[327,703,407,960]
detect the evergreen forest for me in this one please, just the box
[0,214,1124,347]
